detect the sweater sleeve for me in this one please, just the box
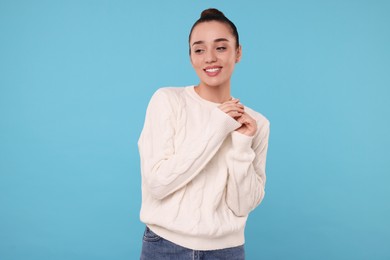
[225,119,270,217]
[138,88,241,200]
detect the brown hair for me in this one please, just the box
[189,8,240,53]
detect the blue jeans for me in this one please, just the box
[140,226,245,260]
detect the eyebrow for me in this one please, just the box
[192,38,229,46]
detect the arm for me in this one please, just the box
[138,89,241,200]
[225,118,270,217]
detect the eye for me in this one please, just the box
[216,46,227,52]
[193,49,204,54]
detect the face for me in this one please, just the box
[189,21,241,89]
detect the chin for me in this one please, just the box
[203,79,228,88]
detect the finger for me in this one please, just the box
[227,111,243,118]
[238,113,257,125]
[237,116,246,124]
[219,103,245,113]
[221,98,241,107]
[240,112,256,122]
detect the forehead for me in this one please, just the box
[190,21,234,44]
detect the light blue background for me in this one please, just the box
[1,0,389,259]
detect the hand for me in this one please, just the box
[235,112,257,136]
[218,98,245,119]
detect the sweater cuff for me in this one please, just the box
[210,108,242,134]
[231,131,254,152]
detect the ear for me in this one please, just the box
[235,45,242,63]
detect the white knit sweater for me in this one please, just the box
[138,86,270,250]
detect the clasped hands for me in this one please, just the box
[218,98,257,136]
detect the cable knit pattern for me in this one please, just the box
[138,86,270,250]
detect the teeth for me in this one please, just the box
[205,68,220,72]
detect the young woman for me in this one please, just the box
[138,8,270,259]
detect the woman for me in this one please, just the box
[138,8,270,259]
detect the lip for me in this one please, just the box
[203,66,222,77]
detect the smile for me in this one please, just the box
[203,66,222,76]
[205,67,221,73]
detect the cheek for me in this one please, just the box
[190,57,202,69]
[224,58,236,69]
[190,56,196,67]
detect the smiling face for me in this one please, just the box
[189,21,242,90]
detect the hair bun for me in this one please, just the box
[200,8,225,18]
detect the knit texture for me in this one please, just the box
[138,86,270,250]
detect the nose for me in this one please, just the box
[205,50,217,63]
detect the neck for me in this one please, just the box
[195,82,231,103]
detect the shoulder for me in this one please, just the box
[146,87,189,115]
[150,87,187,103]
[152,86,187,97]
[149,86,184,103]
[244,105,269,128]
